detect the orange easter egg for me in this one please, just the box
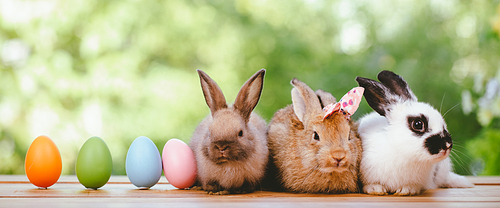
[25,135,62,188]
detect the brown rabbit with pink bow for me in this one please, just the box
[267,78,364,193]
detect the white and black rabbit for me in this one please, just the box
[356,70,474,196]
[189,69,268,194]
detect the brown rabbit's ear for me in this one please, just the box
[291,78,323,123]
[197,69,227,115]
[315,89,336,109]
[234,69,266,122]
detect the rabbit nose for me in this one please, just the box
[216,145,228,157]
[331,152,346,167]
[332,156,345,166]
[219,150,227,157]
[445,142,452,150]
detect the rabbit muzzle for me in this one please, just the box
[208,140,249,164]
[319,150,349,173]
[424,130,453,159]
[213,143,230,164]
[435,147,451,159]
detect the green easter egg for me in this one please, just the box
[76,136,113,189]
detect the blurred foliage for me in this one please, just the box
[0,0,498,175]
[467,127,500,175]
[462,3,500,175]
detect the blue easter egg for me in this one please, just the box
[125,136,162,189]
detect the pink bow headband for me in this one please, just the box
[323,87,364,120]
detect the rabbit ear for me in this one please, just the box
[377,70,417,102]
[197,69,227,115]
[356,76,392,116]
[356,71,417,117]
[291,78,323,123]
[315,89,336,109]
[234,69,266,122]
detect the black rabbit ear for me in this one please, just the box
[377,70,417,102]
[356,76,391,116]
[356,71,417,117]
[198,69,227,115]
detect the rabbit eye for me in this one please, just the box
[313,131,320,141]
[408,115,428,135]
[238,130,243,137]
[413,120,423,130]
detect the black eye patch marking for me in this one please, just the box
[407,114,428,136]
[424,130,452,155]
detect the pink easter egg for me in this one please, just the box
[162,139,197,189]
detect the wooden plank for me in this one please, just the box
[466,176,500,185]
[0,175,499,208]
[1,180,499,201]
[1,198,500,208]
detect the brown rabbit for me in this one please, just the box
[267,78,362,193]
[189,69,268,194]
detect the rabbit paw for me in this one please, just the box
[204,180,225,194]
[363,184,388,195]
[208,190,230,195]
[190,186,203,191]
[393,186,421,196]
[230,180,255,194]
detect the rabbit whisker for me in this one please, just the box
[449,146,474,175]
[452,144,474,161]
[443,103,460,118]
[450,151,472,175]
[440,93,446,114]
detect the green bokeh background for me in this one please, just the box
[0,0,499,175]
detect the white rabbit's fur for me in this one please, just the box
[357,71,473,196]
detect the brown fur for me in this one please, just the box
[267,79,362,193]
[190,69,268,194]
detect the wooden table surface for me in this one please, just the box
[1,175,499,207]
